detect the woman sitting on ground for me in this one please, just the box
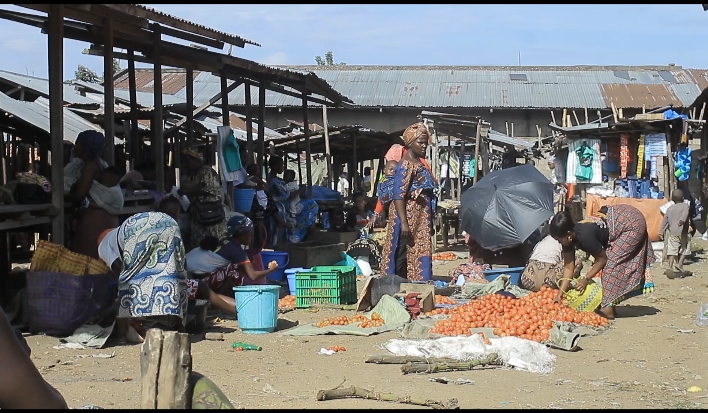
[186,215,279,296]
[97,196,188,344]
[549,206,655,319]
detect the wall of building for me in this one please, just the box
[232,105,645,138]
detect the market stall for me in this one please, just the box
[550,105,705,232]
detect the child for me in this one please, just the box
[80,166,123,209]
[660,189,691,279]
[283,169,300,223]
[371,160,399,225]
[346,192,374,236]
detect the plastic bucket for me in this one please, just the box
[233,188,255,213]
[483,267,525,286]
[284,268,311,295]
[261,250,289,282]
[233,285,280,334]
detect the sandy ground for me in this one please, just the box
[26,240,708,409]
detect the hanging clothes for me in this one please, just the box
[574,141,595,181]
[217,126,247,186]
[223,130,244,173]
[566,139,601,184]
[643,133,667,160]
[619,133,630,179]
[635,135,645,177]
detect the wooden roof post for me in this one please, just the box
[221,70,233,211]
[244,80,254,164]
[186,68,194,148]
[127,50,139,167]
[103,17,115,166]
[257,80,266,177]
[153,25,165,193]
[48,4,64,246]
[323,104,333,190]
[302,91,313,198]
[472,121,482,185]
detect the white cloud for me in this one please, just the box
[260,52,288,65]
[2,38,36,52]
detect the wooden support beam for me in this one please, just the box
[140,329,192,409]
[128,50,140,166]
[163,79,243,137]
[244,80,254,163]
[153,25,165,193]
[302,91,313,198]
[48,4,64,246]
[186,68,194,147]
[148,22,224,50]
[322,104,333,189]
[221,70,234,211]
[584,105,589,124]
[257,81,266,174]
[103,17,115,165]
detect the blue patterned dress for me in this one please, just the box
[268,177,319,244]
[380,159,438,281]
[117,212,188,320]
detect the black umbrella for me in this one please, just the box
[460,164,554,250]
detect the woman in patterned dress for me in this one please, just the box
[266,156,319,244]
[97,197,188,344]
[380,123,438,281]
[178,148,227,251]
[549,205,655,319]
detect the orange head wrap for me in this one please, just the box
[402,122,431,147]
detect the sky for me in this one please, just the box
[0,4,706,80]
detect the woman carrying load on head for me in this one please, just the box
[548,206,655,319]
[380,123,438,281]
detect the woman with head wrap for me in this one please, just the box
[380,123,438,281]
[178,147,227,251]
[266,155,319,244]
[67,130,121,259]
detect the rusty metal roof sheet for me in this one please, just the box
[112,69,190,95]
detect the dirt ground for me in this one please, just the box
[27,240,708,409]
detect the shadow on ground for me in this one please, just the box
[617,305,660,318]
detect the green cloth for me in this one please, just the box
[222,130,243,173]
[280,295,411,336]
[191,372,235,409]
[456,275,531,300]
[574,143,594,181]
[468,159,476,178]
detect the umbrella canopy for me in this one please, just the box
[460,164,554,250]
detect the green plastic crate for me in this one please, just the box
[295,266,357,308]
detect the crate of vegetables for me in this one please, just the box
[295,266,357,308]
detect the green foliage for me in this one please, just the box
[314,52,345,66]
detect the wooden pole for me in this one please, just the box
[295,135,302,185]
[458,136,465,200]
[257,80,266,175]
[562,108,568,128]
[536,125,542,148]
[48,4,64,246]
[302,92,313,198]
[505,121,509,136]
[699,102,706,122]
[472,121,482,185]
[584,105,589,124]
[244,80,254,164]
[352,133,358,193]
[221,71,233,211]
[140,329,192,409]
[153,25,165,193]
[102,17,115,166]
[186,68,194,147]
[322,104,333,189]
[610,102,618,123]
[572,110,580,127]
[642,104,646,114]
[127,50,139,167]
[550,110,557,125]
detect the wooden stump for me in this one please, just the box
[140,329,193,409]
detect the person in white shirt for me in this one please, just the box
[362,167,372,194]
[519,234,582,292]
[337,172,350,197]
[547,156,559,185]
[440,159,457,198]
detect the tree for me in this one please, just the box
[73,59,122,84]
[314,51,345,66]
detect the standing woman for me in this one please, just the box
[380,123,438,281]
[549,206,655,319]
[68,130,120,259]
[178,148,227,251]
[266,156,319,244]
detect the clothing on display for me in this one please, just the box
[643,133,667,160]
[635,134,645,177]
[223,130,244,173]
[217,126,247,185]
[566,139,601,184]
[619,133,630,179]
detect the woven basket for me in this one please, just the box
[30,240,62,272]
[558,277,603,312]
[57,248,91,276]
[87,257,111,275]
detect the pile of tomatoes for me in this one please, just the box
[315,312,385,328]
[327,346,347,352]
[432,252,458,261]
[434,295,457,305]
[428,286,610,343]
[278,295,296,309]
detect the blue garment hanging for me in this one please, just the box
[223,130,243,173]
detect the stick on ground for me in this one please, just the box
[400,355,502,375]
[316,385,458,409]
[365,355,458,365]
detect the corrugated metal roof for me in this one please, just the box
[116,65,708,110]
[194,112,286,141]
[70,79,185,107]
[112,69,191,95]
[486,130,535,148]
[0,92,109,143]
[0,69,97,105]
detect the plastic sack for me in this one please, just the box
[334,252,362,275]
[695,304,708,327]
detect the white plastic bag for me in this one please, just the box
[695,304,708,327]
